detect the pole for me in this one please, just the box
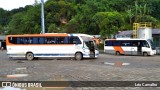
[41,0,45,34]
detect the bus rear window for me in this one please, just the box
[105,41,112,46]
[8,37,17,44]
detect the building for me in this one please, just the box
[0,35,6,49]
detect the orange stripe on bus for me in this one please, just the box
[6,34,69,37]
[113,46,124,54]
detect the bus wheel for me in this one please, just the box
[115,51,120,55]
[26,52,34,61]
[75,52,83,60]
[143,52,148,56]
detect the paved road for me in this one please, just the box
[0,51,160,90]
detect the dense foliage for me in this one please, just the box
[0,0,160,37]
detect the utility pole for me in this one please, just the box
[41,0,45,34]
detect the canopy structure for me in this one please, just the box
[117,29,160,38]
[0,35,6,41]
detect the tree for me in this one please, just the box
[133,0,153,22]
[65,18,78,33]
[45,0,76,33]
[2,0,160,35]
[8,12,25,34]
[8,5,41,34]
[93,12,124,38]
[48,23,58,33]
[0,8,9,26]
[0,25,3,34]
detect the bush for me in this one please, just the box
[98,43,104,50]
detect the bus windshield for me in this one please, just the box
[147,39,156,50]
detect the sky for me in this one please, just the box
[0,0,47,11]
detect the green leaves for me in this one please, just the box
[93,12,124,38]
[1,0,160,35]
[8,5,41,34]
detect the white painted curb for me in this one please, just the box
[6,74,28,78]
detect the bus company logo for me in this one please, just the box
[2,82,12,87]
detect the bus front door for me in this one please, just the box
[89,41,95,58]
[137,41,142,55]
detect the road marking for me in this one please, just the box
[104,62,130,66]
[122,63,130,65]
[104,62,114,65]
[16,67,27,70]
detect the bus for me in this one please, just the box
[6,33,99,60]
[104,38,156,56]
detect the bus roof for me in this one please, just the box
[6,33,93,38]
[6,33,68,37]
[105,38,148,41]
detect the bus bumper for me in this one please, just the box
[83,50,99,58]
[153,50,156,55]
[149,50,156,55]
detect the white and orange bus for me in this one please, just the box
[104,38,156,56]
[6,33,99,60]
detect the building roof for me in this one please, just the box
[0,35,6,40]
[118,29,160,36]
[152,29,160,34]
[118,30,133,36]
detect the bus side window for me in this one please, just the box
[46,37,56,44]
[28,38,33,44]
[132,41,137,46]
[105,41,112,46]
[23,38,28,44]
[64,37,69,44]
[73,37,77,44]
[127,41,131,46]
[59,37,64,44]
[54,37,59,44]
[17,38,20,44]
[39,37,45,44]
[45,38,47,44]
[70,37,81,44]
[20,38,24,44]
[69,37,74,44]
[51,37,56,44]
[46,38,51,44]
[33,37,38,44]
[121,41,125,46]
[113,41,121,46]
[77,37,81,44]
[121,41,130,46]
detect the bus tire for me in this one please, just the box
[115,51,120,55]
[26,52,34,61]
[143,52,148,56]
[75,52,83,60]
